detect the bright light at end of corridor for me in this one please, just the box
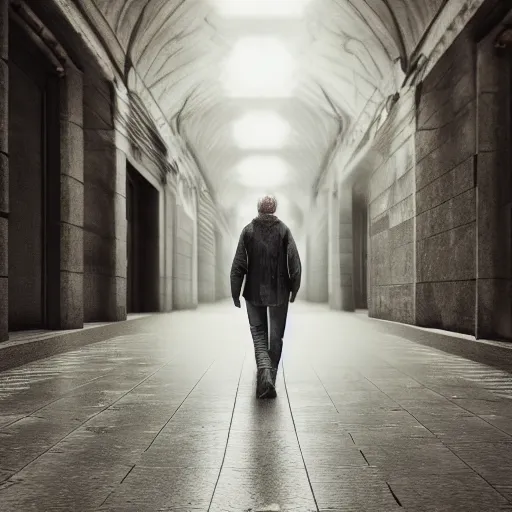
[212,0,310,18]
[222,38,296,98]
[232,111,290,149]
[236,156,288,187]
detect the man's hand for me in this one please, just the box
[290,292,297,303]
[233,298,241,308]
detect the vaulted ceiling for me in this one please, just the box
[81,0,449,224]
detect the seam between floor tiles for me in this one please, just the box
[144,358,218,452]
[207,349,247,512]
[361,373,512,505]
[282,361,320,512]
[1,372,115,429]
[311,364,340,414]
[364,349,512,439]
[0,356,184,480]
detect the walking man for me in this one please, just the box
[230,195,302,399]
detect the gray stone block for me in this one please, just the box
[416,157,473,215]
[340,285,355,311]
[371,213,389,236]
[0,59,7,155]
[478,92,503,153]
[477,210,511,280]
[61,223,83,274]
[0,0,7,62]
[371,284,414,324]
[83,229,114,276]
[417,188,475,241]
[0,151,8,213]
[339,273,353,287]
[416,281,475,335]
[338,222,352,238]
[416,102,476,191]
[477,39,499,93]
[60,270,84,329]
[389,194,414,228]
[115,276,127,320]
[175,252,192,279]
[477,151,511,207]
[477,278,512,340]
[61,65,84,128]
[393,169,414,205]
[417,100,476,164]
[369,187,392,220]
[390,219,413,248]
[60,121,84,183]
[0,275,6,341]
[390,243,414,285]
[115,237,127,279]
[338,237,353,254]
[83,81,114,130]
[83,272,114,322]
[61,175,84,227]
[84,148,117,192]
[417,222,475,282]
[84,181,115,237]
[0,216,6,276]
[84,128,116,152]
[417,34,474,128]
[339,253,353,271]
[115,149,127,198]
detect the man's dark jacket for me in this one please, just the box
[230,214,302,306]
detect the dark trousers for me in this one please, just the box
[246,301,289,370]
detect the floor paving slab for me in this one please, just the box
[0,302,511,511]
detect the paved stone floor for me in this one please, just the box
[1,302,512,511]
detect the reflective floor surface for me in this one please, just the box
[1,302,512,511]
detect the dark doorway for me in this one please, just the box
[352,190,368,309]
[126,163,159,313]
[8,22,60,330]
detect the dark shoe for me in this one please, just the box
[257,368,276,399]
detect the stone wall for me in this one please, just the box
[306,192,329,302]
[215,228,231,301]
[0,0,8,340]
[173,188,196,309]
[197,190,216,303]
[415,30,477,334]
[367,89,416,324]
[474,14,512,340]
[83,75,123,322]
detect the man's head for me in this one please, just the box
[257,195,277,215]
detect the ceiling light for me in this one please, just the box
[232,111,290,149]
[222,37,296,97]
[212,0,310,18]
[236,156,289,187]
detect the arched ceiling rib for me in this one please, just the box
[82,0,452,220]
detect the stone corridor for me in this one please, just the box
[1,303,512,511]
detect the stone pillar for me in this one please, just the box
[191,186,199,307]
[113,148,127,319]
[328,186,342,309]
[475,27,512,340]
[0,0,8,341]
[163,185,175,312]
[197,190,216,303]
[328,184,355,311]
[306,192,328,302]
[338,186,355,311]
[55,63,84,329]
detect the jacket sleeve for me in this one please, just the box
[230,230,248,300]
[286,228,302,295]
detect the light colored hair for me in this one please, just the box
[257,195,277,214]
